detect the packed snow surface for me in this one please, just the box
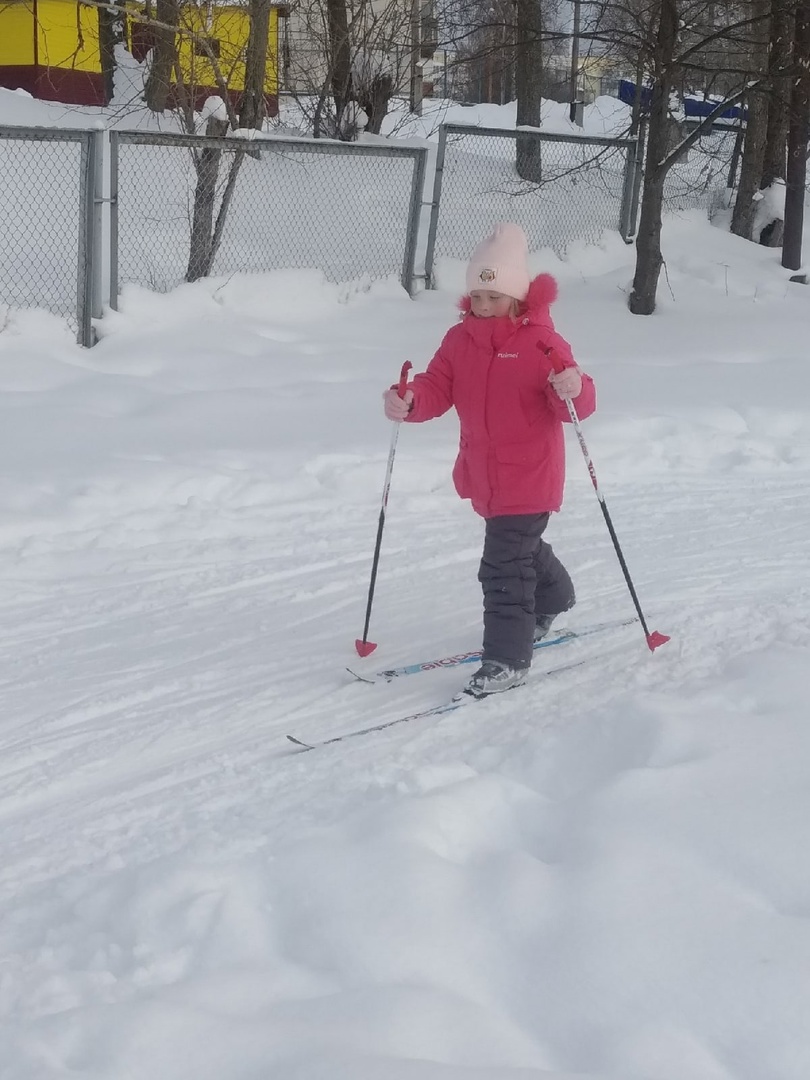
[1,82,810,1080]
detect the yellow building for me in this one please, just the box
[0,0,283,112]
[127,2,283,115]
[0,0,109,105]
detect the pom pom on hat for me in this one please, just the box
[465,222,531,301]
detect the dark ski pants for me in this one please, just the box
[478,513,575,669]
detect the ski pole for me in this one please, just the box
[548,349,669,652]
[355,360,412,657]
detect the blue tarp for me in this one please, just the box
[618,79,652,108]
[617,79,747,122]
[683,96,746,121]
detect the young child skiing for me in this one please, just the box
[383,222,596,697]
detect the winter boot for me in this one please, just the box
[533,613,557,641]
[464,660,528,698]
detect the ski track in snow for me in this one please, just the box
[0,467,807,897]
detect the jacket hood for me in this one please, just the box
[458,272,559,326]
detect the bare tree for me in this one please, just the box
[575,0,775,313]
[762,0,792,191]
[326,0,353,128]
[187,112,232,281]
[730,0,770,239]
[83,0,273,279]
[515,0,545,179]
[627,0,678,315]
[240,0,274,129]
[286,0,415,138]
[439,0,568,106]
[143,0,180,112]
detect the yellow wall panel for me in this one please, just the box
[174,4,278,95]
[176,6,244,93]
[0,2,35,66]
[36,0,102,73]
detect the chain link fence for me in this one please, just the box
[662,126,741,218]
[424,124,638,287]
[0,126,101,346]
[110,131,427,306]
[0,117,749,346]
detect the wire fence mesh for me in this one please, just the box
[0,126,95,343]
[662,127,740,218]
[424,124,637,285]
[110,131,427,304]
[0,116,757,347]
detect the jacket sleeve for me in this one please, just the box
[540,329,596,422]
[405,333,455,423]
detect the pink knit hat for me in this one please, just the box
[465,222,531,301]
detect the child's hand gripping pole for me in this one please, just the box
[355,361,413,657]
[547,349,669,653]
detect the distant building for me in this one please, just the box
[0,0,111,105]
[125,1,285,114]
[0,0,285,112]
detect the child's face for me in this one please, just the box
[469,290,517,319]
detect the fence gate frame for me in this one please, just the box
[109,129,429,308]
[0,125,103,347]
[423,123,640,289]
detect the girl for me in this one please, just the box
[383,222,596,697]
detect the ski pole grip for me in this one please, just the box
[397,360,412,398]
[546,347,566,374]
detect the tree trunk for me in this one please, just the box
[187,115,229,282]
[630,172,666,314]
[144,0,179,112]
[98,0,123,104]
[515,0,543,181]
[326,0,352,134]
[783,1,810,274]
[239,0,272,130]
[629,0,677,315]
[761,0,793,246]
[730,0,770,240]
[762,0,793,188]
[731,89,768,238]
[356,72,394,134]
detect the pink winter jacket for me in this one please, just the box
[405,274,595,518]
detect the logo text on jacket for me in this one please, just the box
[497,351,519,359]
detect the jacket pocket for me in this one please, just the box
[493,442,548,507]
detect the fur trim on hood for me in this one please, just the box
[458,273,559,324]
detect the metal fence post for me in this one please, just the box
[77,132,95,347]
[423,125,448,290]
[619,137,639,242]
[76,126,103,345]
[109,131,119,310]
[401,146,428,294]
[91,127,105,323]
[726,126,744,191]
[76,128,104,346]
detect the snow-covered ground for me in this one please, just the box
[1,199,810,1079]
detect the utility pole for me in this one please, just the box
[410,0,423,114]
